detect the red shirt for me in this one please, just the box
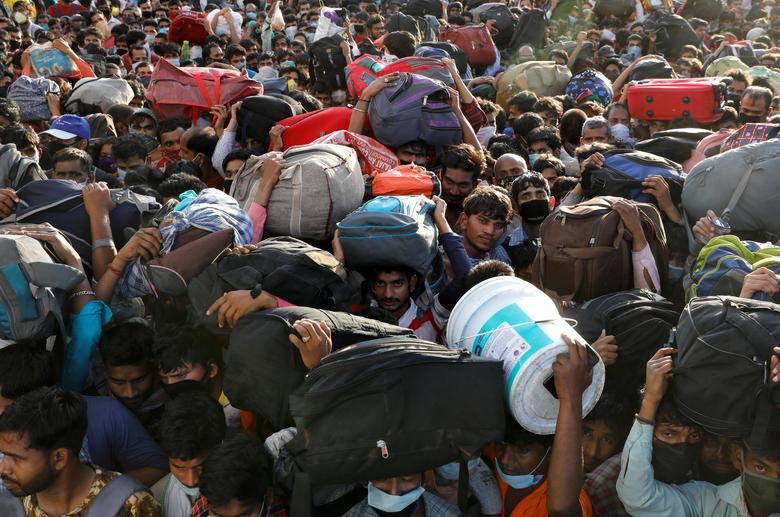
[47,2,86,17]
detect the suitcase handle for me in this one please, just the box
[712,81,726,114]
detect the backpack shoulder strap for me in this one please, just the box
[85,474,148,517]
[0,491,25,517]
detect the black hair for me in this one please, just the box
[550,176,578,200]
[159,391,226,460]
[507,92,538,114]
[384,31,417,58]
[157,117,191,141]
[52,147,92,174]
[463,186,513,223]
[511,112,544,143]
[463,260,514,292]
[113,134,148,161]
[2,124,40,150]
[511,171,550,201]
[221,149,252,176]
[0,387,86,455]
[99,319,155,368]
[0,345,56,399]
[183,127,218,157]
[154,325,223,374]
[225,44,246,61]
[655,393,695,427]
[526,126,562,152]
[442,143,484,180]
[532,154,566,177]
[287,90,322,112]
[157,172,206,199]
[504,412,553,448]
[124,164,165,189]
[199,434,272,508]
[584,390,638,446]
[575,142,615,162]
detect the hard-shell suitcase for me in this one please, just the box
[627,78,726,124]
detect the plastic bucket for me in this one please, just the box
[447,276,605,435]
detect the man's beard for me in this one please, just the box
[2,460,58,497]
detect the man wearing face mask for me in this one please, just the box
[739,86,773,124]
[617,348,780,516]
[39,114,91,171]
[505,172,550,252]
[344,473,459,516]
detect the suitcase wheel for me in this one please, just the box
[646,110,654,117]
[683,110,690,117]
[645,95,653,103]
[682,96,690,104]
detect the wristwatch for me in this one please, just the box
[250,283,264,299]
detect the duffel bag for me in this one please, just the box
[312,130,398,174]
[628,57,674,82]
[748,66,780,93]
[418,41,469,75]
[681,0,723,20]
[439,24,496,67]
[380,56,455,87]
[508,8,547,52]
[6,179,160,272]
[146,59,262,123]
[225,309,415,428]
[236,95,295,149]
[643,10,699,58]
[404,0,442,17]
[7,76,58,122]
[719,123,780,153]
[672,296,780,437]
[65,77,134,115]
[188,236,355,330]
[283,337,505,485]
[0,232,84,344]
[565,69,613,107]
[580,149,685,205]
[168,10,209,45]
[688,235,780,301]
[635,128,713,164]
[368,72,462,149]
[337,195,439,276]
[277,107,356,150]
[496,61,572,109]
[705,56,749,77]
[365,164,442,198]
[564,289,679,391]
[345,53,385,99]
[229,144,363,242]
[682,139,780,239]
[531,196,667,302]
[627,78,726,124]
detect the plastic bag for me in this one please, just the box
[28,42,78,78]
[206,8,243,37]
[270,1,285,31]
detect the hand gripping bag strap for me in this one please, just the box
[721,299,775,364]
[85,474,147,517]
[721,164,755,221]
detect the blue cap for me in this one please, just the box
[41,114,91,141]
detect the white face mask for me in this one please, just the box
[477,125,496,147]
[284,26,297,40]
[170,474,201,498]
[146,34,156,45]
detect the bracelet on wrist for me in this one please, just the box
[107,263,123,277]
[635,413,655,426]
[69,289,96,301]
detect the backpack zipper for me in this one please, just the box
[377,440,390,459]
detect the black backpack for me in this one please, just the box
[236,95,295,147]
[224,309,414,429]
[681,0,723,21]
[629,57,674,81]
[592,0,635,18]
[386,12,424,41]
[308,35,348,91]
[478,4,515,48]
[404,0,441,17]
[188,236,356,332]
[635,128,713,164]
[282,337,505,486]
[419,41,469,75]
[565,289,679,391]
[643,10,699,58]
[672,296,780,437]
[508,8,547,52]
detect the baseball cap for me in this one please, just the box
[40,114,91,141]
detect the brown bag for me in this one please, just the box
[531,196,667,303]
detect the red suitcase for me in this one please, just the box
[168,11,209,46]
[439,24,496,67]
[627,78,726,124]
[278,107,373,150]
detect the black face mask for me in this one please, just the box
[41,140,70,170]
[8,40,19,50]
[222,179,233,193]
[695,462,739,485]
[739,112,764,124]
[139,76,151,88]
[652,441,698,485]
[518,198,550,225]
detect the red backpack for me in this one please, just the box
[380,57,454,86]
[346,54,385,99]
[277,107,355,150]
[365,164,441,198]
[168,11,209,46]
[439,24,496,67]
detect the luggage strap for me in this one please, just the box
[722,300,774,365]
[85,474,147,517]
[721,159,754,221]
[190,69,223,125]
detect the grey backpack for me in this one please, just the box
[0,233,84,345]
[0,474,146,517]
[0,144,47,190]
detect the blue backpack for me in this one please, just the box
[565,69,613,106]
[580,149,685,205]
[368,72,462,148]
[337,195,439,276]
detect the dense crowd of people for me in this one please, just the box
[0,0,779,515]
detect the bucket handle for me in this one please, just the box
[452,317,580,346]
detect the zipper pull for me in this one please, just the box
[588,237,596,247]
[561,214,566,226]
[377,440,389,459]
[422,95,429,107]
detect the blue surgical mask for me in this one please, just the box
[528,153,541,167]
[246,11,256,19]
[367,482,425,513]
[495,448,549,490]
[669,265,685,282]
[436,458,482,480]
[116,167,127,181]
[170,473,201,498]
[628,45,642,59]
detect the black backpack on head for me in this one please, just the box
[629,57,674,81]
[635,128,713,164]
[643,10,699,58]
[681,0,723,21]
[236,95,295,147]
[419,41,469,75]
[403,0,441,17]
[386,11,423,40]
[224,309,415,429]
[477,4,515,48]
[592,0,634,18]
[508,8,547,52]
[308,35,348,91]
[672,296,780,437]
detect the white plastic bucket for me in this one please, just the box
[446,276,605,435]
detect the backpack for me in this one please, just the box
[705,56,748,77]
[474,3,515,48]
[0,144,46,190]
[168,10,209,45]
[580,149,685,205]
[565,69,613,106]
[365,165,442,198]
[308,35,348,91]
[629,57,675,81]
[337,195,439,276]
[592,0,634,18]
[720,123,780,153]
[368,72,462,148]
[642,10,699,58]
[7,76,58,122]
[683,129,733,173]
[276,108,356,150]
[188,236,355,330]
[682,139,780,239]
[532,196,668,303]
[418,41,469,75]
[64,77,134,115]
[688,236,780,301]
[404,0,441,17]
[681,0,723,20]
[672,296,780,437]
[0,474,147,517]
[380,56,455,87]
[508,8,547,52]
[635,128,713,164]
[495,61,572,109]
[345,53,385,99]
[282,337,505,486]
[229,145,363,242]
[0,233,84,345]
[236,95,295,148]
[386,12,432,42]
[564,289,679,391]
[439,24,496,68]
[6,180,160,272]
[225,309,415,428]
